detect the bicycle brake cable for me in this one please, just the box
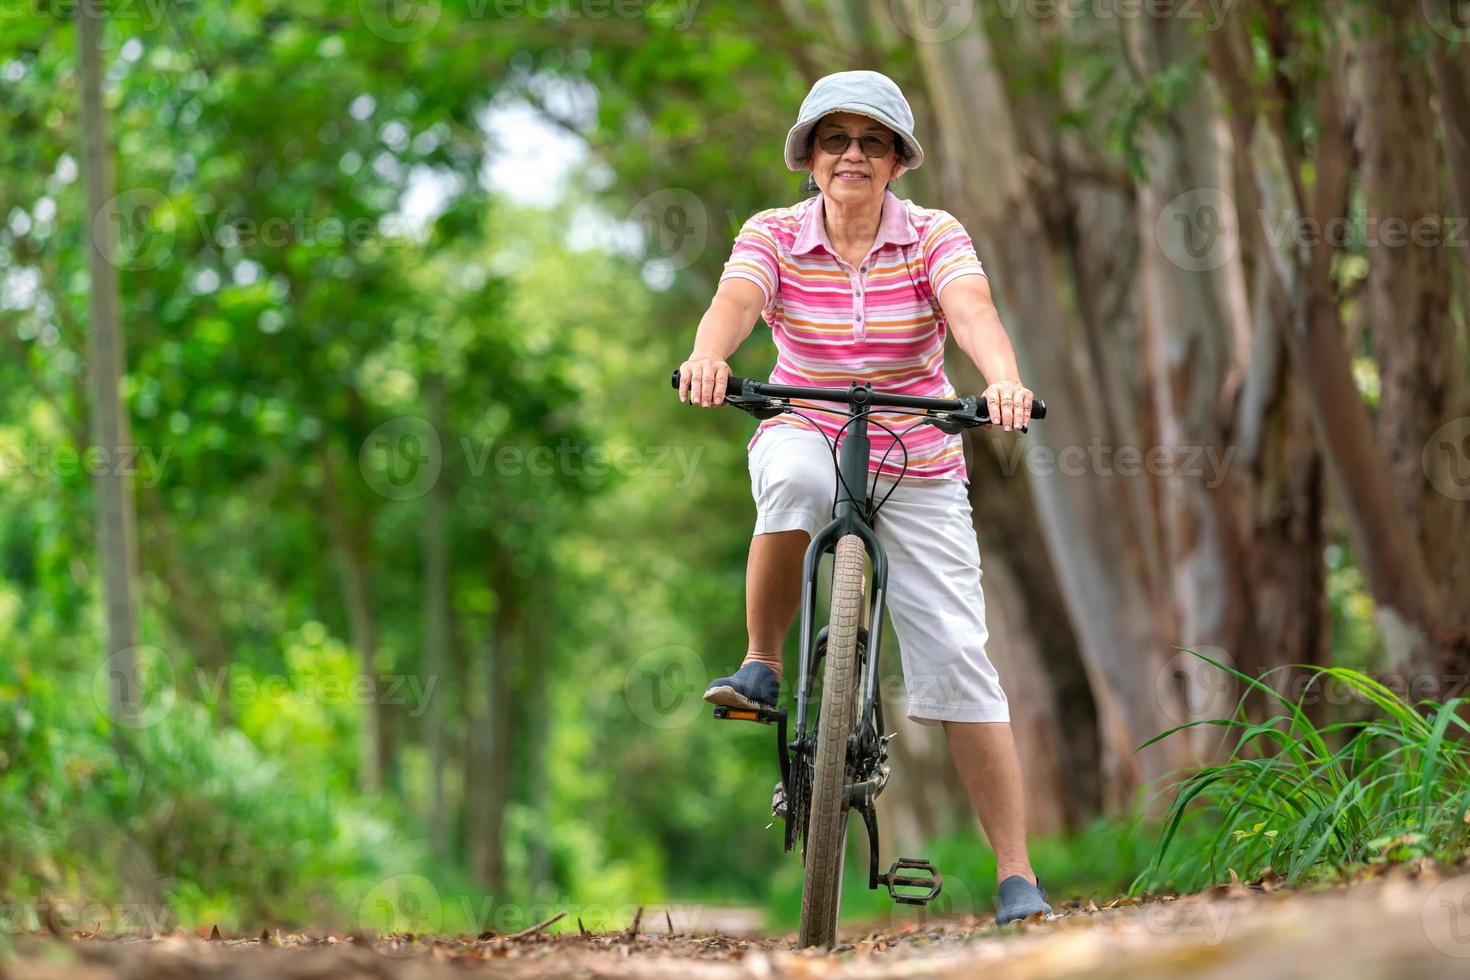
[766,401,947,528]
[867,418,938,523]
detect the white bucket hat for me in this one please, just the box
[783,70,925,172]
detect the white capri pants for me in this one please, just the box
[750,424,1010,725]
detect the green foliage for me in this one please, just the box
[0,0,1419,938]
[1139,653,1470,893]
[0,649,420,931]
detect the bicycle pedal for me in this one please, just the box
[712,705,783,725]
[881,857,943,906]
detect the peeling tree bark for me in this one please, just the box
[1349,0,1469,659]
[909,17,1192,806]
[1239,26,1448,678]
[1128,9,1255,696]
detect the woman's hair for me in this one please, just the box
[799,131,908,198]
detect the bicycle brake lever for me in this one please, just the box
[930,396,1033,434]
[929,395,981,434]
[725,392,789,421]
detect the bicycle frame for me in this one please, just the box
[672,369,1046,904]
[787,381,899,895]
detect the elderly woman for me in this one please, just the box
[675,71,1050,925]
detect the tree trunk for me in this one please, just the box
[1129,7,1252,652]
[1349,0,1469,662]
[320,442,387,794]
[472,552,520,893]
[78,1,141,732]
[525,576,552,893]
[424,375,452,859]
[137,488,233,711]
[908,14,1193,806]
[1430,40,1470,293]
[964,426,1101,829]
[1215,8,1450,680]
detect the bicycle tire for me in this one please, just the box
[798,533,865,949]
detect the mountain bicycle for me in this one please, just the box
[671,370,1046,947]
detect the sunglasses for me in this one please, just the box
[815,130,896,158]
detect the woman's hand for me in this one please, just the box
[678,355,733,408]
[983,379,1035,431]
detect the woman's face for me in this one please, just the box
[807,111,907,209]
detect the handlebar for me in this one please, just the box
[669,370,1046,430]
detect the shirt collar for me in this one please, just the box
[791,189,918,257]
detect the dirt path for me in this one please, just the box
[8,867,1470,979]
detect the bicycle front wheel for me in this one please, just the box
[798,532,866,949]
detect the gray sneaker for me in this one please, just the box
[703,662,780,711]
[995,874,1053,925]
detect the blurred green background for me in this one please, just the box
[3,0,1468,938]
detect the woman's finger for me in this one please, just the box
[712,363,731,407]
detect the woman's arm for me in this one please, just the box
[679,278,767,407]
[938,274,1035,431]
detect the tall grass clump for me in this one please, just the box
[1136,651,1470,893]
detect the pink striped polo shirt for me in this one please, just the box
[720,189,987,483]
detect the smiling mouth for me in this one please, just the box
[836,173,869,180]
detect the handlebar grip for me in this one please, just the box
[669,369,748,398]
